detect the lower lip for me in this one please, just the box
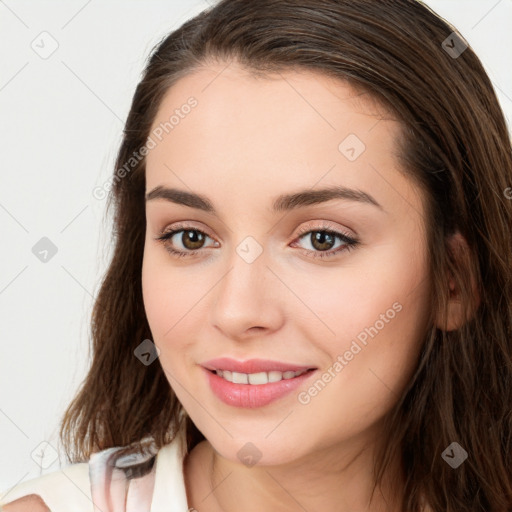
[202,367,317,408]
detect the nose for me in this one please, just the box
[209,244,284,340]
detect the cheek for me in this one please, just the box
[141,248,167,331]
[294,288,429,447]
[141,245,210,361]
[141,246,183,349]
[292,238,430,348]
[322,252,429,402]
[294,239,430,404]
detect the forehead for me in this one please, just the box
[148,61,397,142]
[144,62,418,219]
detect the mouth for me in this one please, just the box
[206,367,317,385]
[202,364,319,408]
[201,357,317,375]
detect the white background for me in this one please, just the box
[1,0,511,491]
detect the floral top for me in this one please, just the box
[0,429,189,512]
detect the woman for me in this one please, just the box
[2,0,511,511]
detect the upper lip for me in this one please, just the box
[201,357,317,374]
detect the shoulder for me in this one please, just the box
[0,462,91,512]
[1,493,50,511]
[0,433,185,512]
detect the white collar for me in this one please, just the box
[150,427,189,512]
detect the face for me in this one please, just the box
[141,61,432,467]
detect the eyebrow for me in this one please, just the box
[145,185,384,213]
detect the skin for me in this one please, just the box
[2,495,50,512]
[141,61,435,512]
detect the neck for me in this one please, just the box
[185,429,405,512]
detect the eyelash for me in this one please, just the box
[154,222,359,260]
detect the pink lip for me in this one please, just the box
[201,357,316,374]
[202,366,317,408]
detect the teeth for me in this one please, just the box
[232,371,248,384]
[214,368,309,385]
[248,372,268,384]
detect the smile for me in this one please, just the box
[212,368,309,385]
[203,367,317,408]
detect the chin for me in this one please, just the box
[208,437,301,468]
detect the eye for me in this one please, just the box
[154,222,359,260]
[154,223,218,258]
[291,223,359,260]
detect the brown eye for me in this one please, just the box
[179,230,207,250]
[155,223,358,261]
[291,226,359,260]
[155,226,218,258]
[308,231,336,252]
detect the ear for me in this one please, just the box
[435,232,480,332]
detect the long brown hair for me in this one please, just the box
[59,1,512,510]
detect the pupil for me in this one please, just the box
[185,230,204,249]
[313,231,334,251]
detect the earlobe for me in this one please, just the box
[435,232,480,332]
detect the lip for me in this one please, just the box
[201,357,317,374]
[202,366,318,408]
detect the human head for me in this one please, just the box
[61,1,512,510]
